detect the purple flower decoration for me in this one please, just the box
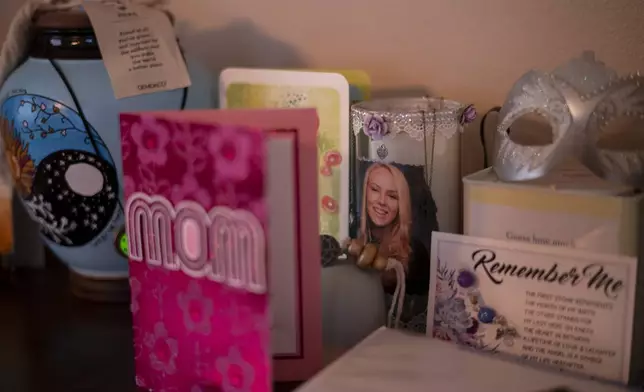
[459,104,477,125]
[363,113,389,141]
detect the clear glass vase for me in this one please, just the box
[349,97,474,333]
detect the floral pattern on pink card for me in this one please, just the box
[120,113,271,392]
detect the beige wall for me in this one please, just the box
[2,0,644,172]
[0,0,21,40]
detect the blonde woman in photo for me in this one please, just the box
[358,162,435,332]
[359,163,412,267]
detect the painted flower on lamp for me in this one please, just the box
[1,117,35,195]
[459,104,477,125]
[363,113,389,141]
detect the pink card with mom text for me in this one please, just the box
[120,108,322,391]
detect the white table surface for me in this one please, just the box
[297,327,635,392]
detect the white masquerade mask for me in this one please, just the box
[494,51,644,187]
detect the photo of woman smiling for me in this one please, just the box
[360,163,412,264]
[356,161,438,332]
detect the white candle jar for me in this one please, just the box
[349,97,474,332]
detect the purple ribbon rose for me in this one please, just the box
[459,104,477,125]
[363,113,389,141]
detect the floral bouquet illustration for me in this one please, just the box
[433,261,519,352]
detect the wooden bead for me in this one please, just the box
[347,239,364,257]
[372,254,388,271]
[357,243,378,269]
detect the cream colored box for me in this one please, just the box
[463,165,644,385]
[463,166,643,258]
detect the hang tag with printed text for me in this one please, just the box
[82,0,191,99]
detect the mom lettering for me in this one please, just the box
[125,192,266,294]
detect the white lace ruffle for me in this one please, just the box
[351,97,466,141]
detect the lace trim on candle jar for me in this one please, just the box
[351,97,476,142]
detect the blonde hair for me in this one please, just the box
[359,163,412,265]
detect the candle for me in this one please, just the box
[349,97,474,332]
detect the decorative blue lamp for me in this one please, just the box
[0,7,213,300]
